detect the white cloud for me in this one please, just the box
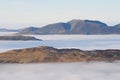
[0,62,120,80]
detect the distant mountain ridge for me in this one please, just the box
[18,19,120,34]
[0,35,41,41]
[0,28,20,32]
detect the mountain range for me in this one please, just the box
[19,19,120,34]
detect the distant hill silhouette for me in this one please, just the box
[18,19,120,34]
[0,35,41,41]
[0,28,20,32]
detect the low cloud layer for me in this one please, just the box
[31,35,120,40]
[0,35,120,53]
[0,62,120,80]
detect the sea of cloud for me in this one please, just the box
[28,34,120,40]
[0,32,17,36]
[0,62,120,80]
[0,34,120,52]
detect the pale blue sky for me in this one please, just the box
[0,0,120,29]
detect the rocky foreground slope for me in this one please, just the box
[0,46,120,63]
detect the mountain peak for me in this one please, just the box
[68,19,108,28]
[68,19,84,24]
[68,19,83,22]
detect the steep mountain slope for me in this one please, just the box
[67,19,108,34]
[37,23,71,34]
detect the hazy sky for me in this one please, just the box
[0,0,120,29]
